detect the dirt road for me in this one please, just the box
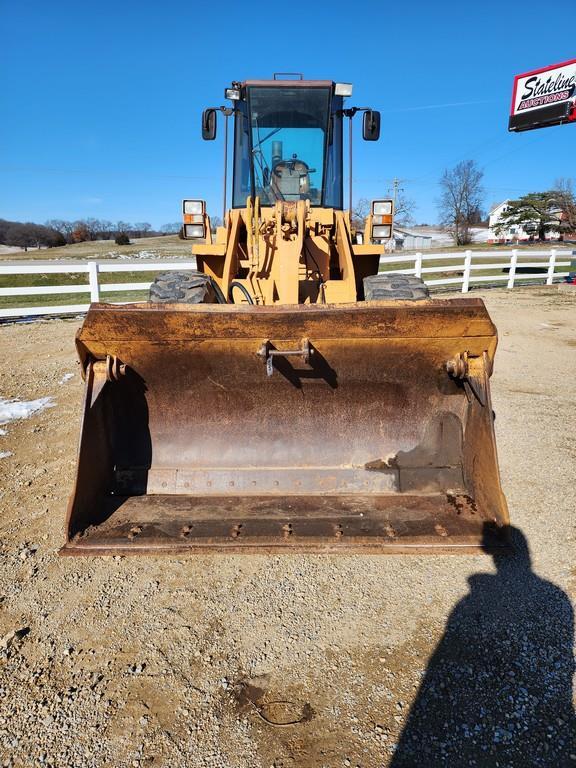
[0,287,575,767]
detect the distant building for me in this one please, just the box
[489,200,528,241]
[390,228,433,250]
[488,200,561,242]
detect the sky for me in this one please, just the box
[1,0,575,228]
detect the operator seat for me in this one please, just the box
[271,154,315,201]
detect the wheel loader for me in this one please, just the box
[62,75,509,555]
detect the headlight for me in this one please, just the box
[372,200,393,216]
[183,200,205,215]
[372,224,392,239]
[371,199,394,242]
[184,224,205,239]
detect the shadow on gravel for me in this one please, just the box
[391,525,576,767]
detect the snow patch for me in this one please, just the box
[0,397,55,426]
[59,373,74,384]
[0,451,13,459]
[106,249,162,260]
[0,428,6,436]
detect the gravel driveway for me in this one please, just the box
[0,286,574,767]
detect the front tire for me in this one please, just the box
[363,274,430,301]
[148,271,216,303]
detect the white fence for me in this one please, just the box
[0,260,196,319]
[378,247,572,291]
[0,249,572,320]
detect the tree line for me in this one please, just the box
[0,218,182,251]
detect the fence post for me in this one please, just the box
[546,248,557,285]
[415,252,423,278]
[461,250,472,293]
[88,262,100,303]
[507,249,518,290]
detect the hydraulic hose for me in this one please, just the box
[208,277,227,304]
[229,281,255,305]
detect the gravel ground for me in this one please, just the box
[0,286,574,768]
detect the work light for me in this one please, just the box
[183,200,205,215]
[335,83,353,97]
[371,199,394,241]
[184,224,205,239]
[372,200,393,216]
[372,224,392,239]
[182,200,206,239]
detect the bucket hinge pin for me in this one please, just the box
[105,355,127,382]
[446,351,488,406]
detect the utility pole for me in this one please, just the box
[390,177,404,211]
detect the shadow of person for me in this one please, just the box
[390,525,575,767]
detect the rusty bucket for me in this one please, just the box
[62,298,509,555]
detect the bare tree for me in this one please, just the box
[351,198,371,230]
[394,192,416,226]
[160,223,181,234]
[116,221,131,235]
[438,160,484,245]
[133,222,152,237]
[45,219,75,243]
[552,178,576,234]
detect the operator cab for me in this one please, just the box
[234,79,342,208]
[201,76,381,212]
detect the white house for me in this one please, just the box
[488,200,530,241]
[488,200,561,242]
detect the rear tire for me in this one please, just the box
[148,271,215,303]
[363,273,430,301]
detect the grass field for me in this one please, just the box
[0,234,192,262]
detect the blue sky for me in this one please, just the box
[1,0,575,228]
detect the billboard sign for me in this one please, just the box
[509,58,576,131]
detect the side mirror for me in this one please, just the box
[202,109,217,140]
[362,110,381,141]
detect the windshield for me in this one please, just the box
[233,86,331,207]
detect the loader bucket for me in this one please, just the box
[62,299,509,555]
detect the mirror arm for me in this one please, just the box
[339,108,370,217]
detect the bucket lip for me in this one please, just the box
[86,297,489,316]
[75,298,498,356]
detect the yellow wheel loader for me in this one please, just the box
[62,75,509,555]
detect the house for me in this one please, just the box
[488,200,529,242]
[488,200,561,243]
